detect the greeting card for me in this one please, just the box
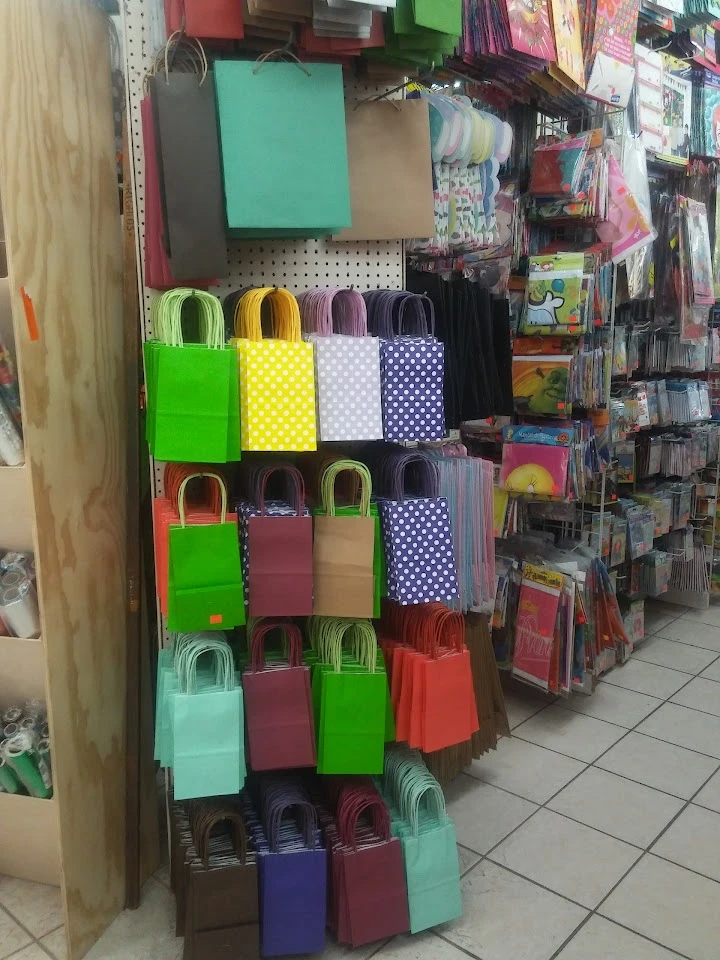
[585,0,640,108]
[550,0,585,88]
[512,563,564,691]
[506,0,557,60]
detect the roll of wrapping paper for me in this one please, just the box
[19,717,36,734]
[24,698,44,720]
[0,341,23,435]
[0,582,40,638]
[1,570,24,588]
[1,705,22,725]
[0,756,24,794]
[3,722,18,739]
[0,395,24,465]
[3,735,52,798]
[39,721,49,739]
[37,739,51,779]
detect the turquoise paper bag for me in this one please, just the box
[171,639,246,800]
[214,60,351,233]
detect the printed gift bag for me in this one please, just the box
[167,473,246,631]
[144,288,240,463]
[313,460,375,618]
[378,453,459,605]
[364,290,445,442]
[299,287,383,441]
[233,287,317,451]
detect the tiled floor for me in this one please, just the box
[2,599,720,960]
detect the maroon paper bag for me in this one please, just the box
[242,621,316,771]
[247,467,313,616]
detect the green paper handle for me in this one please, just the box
[320,459,372,518]
[177,472,228,526]
[154,288,225,349]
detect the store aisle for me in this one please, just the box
[2,599,719,960]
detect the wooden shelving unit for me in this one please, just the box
[0,0,127,957]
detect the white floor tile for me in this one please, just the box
[601,659,690,700]
[657,618,720,651]
[466,736,586,804]
[457,845,482,876]
[651,804,720,883]
[547,766,684,848]
[39,926,67,960]
[488,808,640,909]
[513,705,625,762]
[85,878,181,960]
[6,946,51,960]
[0,904,32,960]
[670,676,720,717]
[557,683,662,729]
[442,859,587,960]
[554,915,680,960]
[700,659,720,682]
[694,769,720,814]
[637,703,720,759]
[444,774,537,854]
[595,732,719,799]
[680,605,720,628]
[376,932,467,960]
[0,877,62,939]
[501,687,555,730]
[600,854,720,960]
[633,636,718,675]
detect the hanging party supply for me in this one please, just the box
[585,0,640,108]
[311,617,389,775]
[376,450,459,605]
[158,633,246,800]
[242,621,316,772]
[313,460,375,618]
[380,746,462,933]
[167,473,246,632]
[523,252,587,335]
[299,287,383,441]
[379,601,479,753]
[237,465,314,618]
[145,288,240,463]
[214,59,351,236]
[234,287,317,451]
[595,154,656,263]
[512,354,573,416]
[500,426,572,498]
[364,290,445,442]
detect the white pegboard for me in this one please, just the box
[120,0,405,345]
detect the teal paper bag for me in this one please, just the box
[402,820,461,932]
[215,60,351,232]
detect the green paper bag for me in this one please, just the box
[167,473,246,632]
[145,288,241,463]
[412,0,462,35]
[171,639,246,800]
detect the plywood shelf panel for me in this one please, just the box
[0,793,60,885]
[0,465,33,551]
[0,635,46,703]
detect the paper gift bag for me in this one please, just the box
[171,638,246,800]
[246,466,314,616]
[184,807,259,960]
[334,100,435,241]
[234,287,317,451]
[167,473,246,631]
[144,288,240,463]
[313,461,375,618]
[150,73,227,279]
[379,455,459,605]
[214,59,350,233]
[242,621,316,770]
[184,0,245,38]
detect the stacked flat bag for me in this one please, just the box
[214,60,351,237]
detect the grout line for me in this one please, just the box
[0,905,48,956]
[433,929,487,960]
[647,848,720,887]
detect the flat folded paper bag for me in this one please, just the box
[334,100,435,241]
[215,60,351,231]
[313,515,375,617]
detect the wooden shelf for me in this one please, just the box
[0,465,33,551]
[0,793,60,885]
[0,635,46,703]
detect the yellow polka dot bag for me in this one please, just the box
[233,288,317,452]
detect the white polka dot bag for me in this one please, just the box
[233,287,317,452]
[378,452,459,605]
[298,287,384,443]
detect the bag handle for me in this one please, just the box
[338,791,390,849]
[257,465,306,516]
[319,460,372,518]
[389,453,440,502]
[266,798,318,853]
[299,288,368,337]
[154,288,225,348]
[177,473,228,526]
[165,464,224,515]
[194,806,249,867]
[327,619,377,674]
[176,638,235,695]
[248,620,303,671]
[396,293,435,337]
[235,287,302,342]
[404,780,447,838]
